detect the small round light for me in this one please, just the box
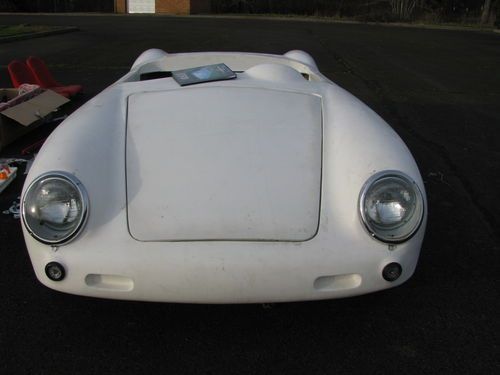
[360,171,424,243]
[382,263,402,282]
[45,262,66,281]
[22,172,88,244]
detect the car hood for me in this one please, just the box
[126,86,322,241]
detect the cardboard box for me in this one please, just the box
[0,89,69,152]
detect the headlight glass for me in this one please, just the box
[22,172,88,244]
[360,171,424,243]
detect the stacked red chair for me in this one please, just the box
[26,56,82,97]
[8,57,83,98]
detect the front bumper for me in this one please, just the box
[23,220,424,303]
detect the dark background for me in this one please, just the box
[0,14,499,375]
[1,1,499,24]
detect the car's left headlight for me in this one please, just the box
[359,171,424,243]
[22,172,89,245]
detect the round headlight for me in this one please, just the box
[22,172,89,245]
[360,171,424,243]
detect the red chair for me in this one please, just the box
[7,60,38,87]
[8,59,70,98]
[26,56,82,97]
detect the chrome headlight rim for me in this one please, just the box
[22,171,89,245]
[359,170,425,244]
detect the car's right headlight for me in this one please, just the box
[359,171,424,243]
[22,171,89,245]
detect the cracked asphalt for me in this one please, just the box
[0,14,499,375]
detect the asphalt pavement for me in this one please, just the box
[0,14,499,375]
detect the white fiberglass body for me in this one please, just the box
[21,50,427,303]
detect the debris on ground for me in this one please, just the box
[2,196,20,219]
[0,163,17,194]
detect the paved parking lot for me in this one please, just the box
[0,14,498,374]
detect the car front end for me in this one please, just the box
[20,50,427,303]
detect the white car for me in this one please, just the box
[21,49,426,303]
